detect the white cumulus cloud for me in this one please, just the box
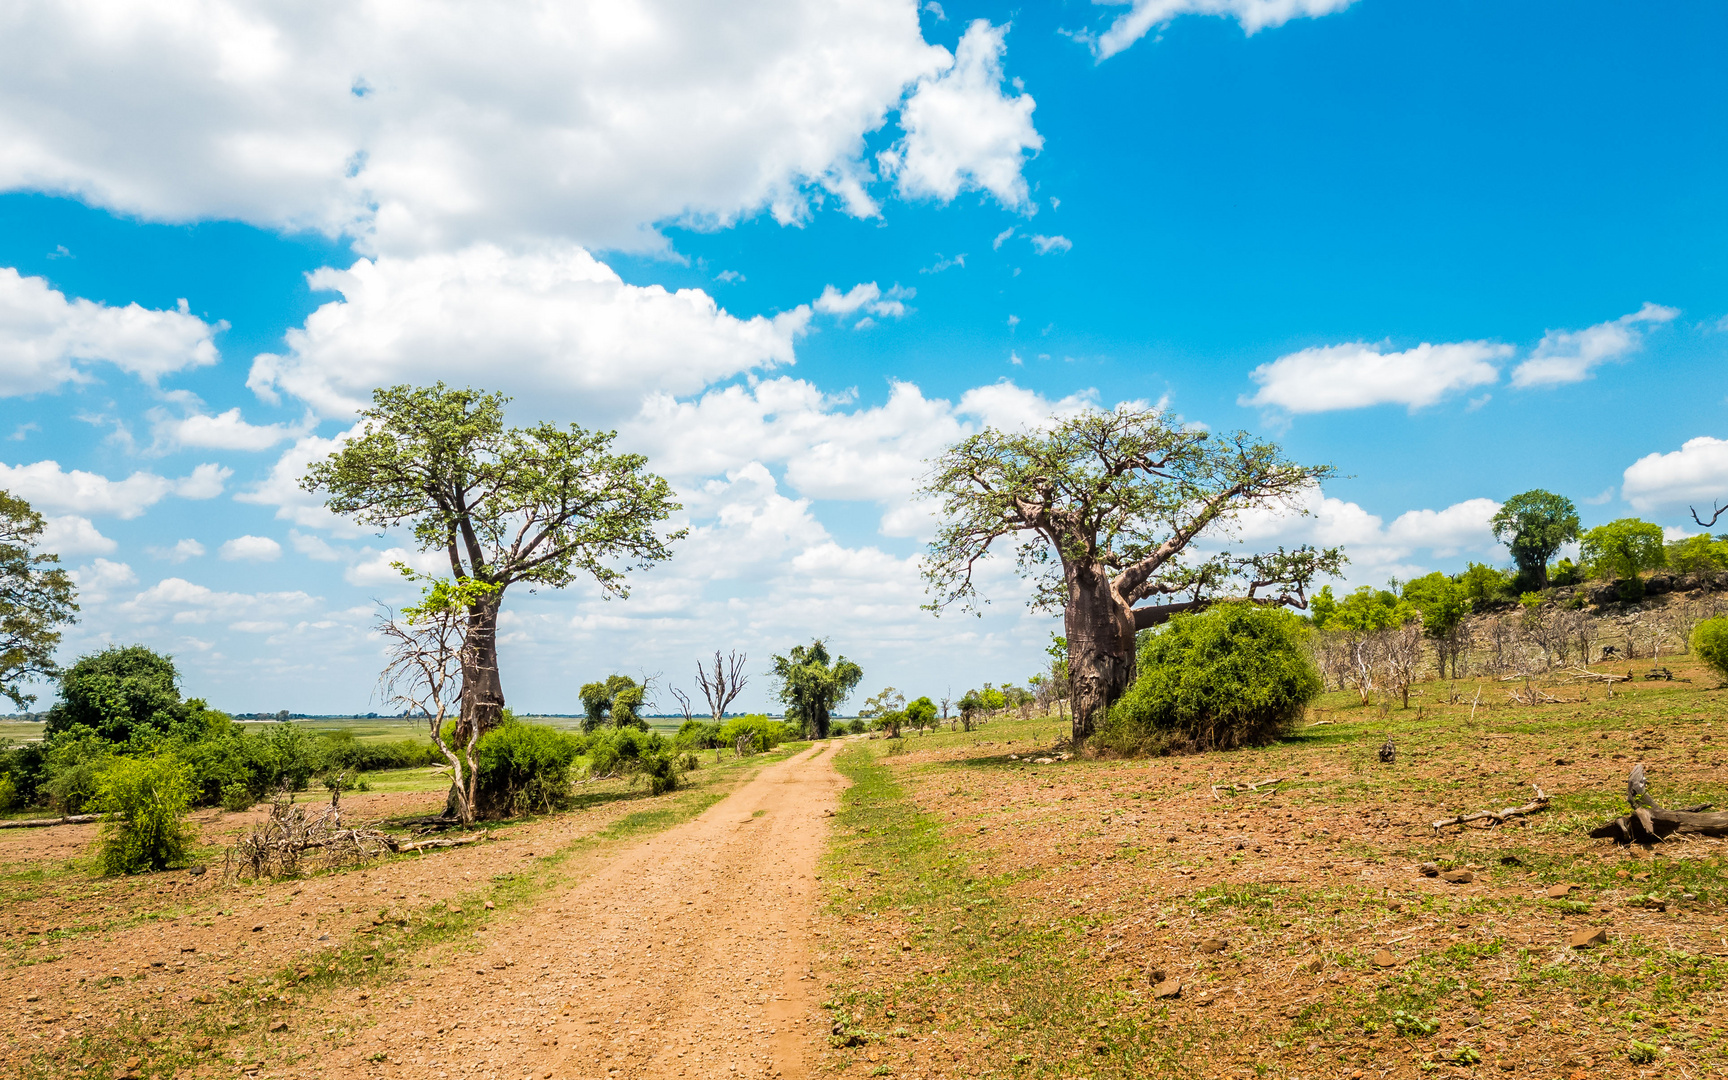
[117,577,317,626]
[624,376,1097,537]
[0,267,222,396]
[878,20,1041,209]
[1509,302,1679,388]
[1029,234,1071,254]
[813,282,913,324]
[1243,340,1510,414]
[219,535,282,562]
[1088,0,1360,61]
[39,514,115,556]
[148,539,207,563]
[1622,436,1728,513]
[152,407,312,451]
[0,459,228,518]
[248,245,812,418]
[69,558,137,604]
[0,0,999,255]
[1229,489,1506,587]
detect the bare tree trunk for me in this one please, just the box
[1065,566,1137,744]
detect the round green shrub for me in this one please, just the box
[474,720,583,817]
[1098,601,1322,755]
[93,755,195,875]
[1692,616,1728,684]
[219,781,254,812]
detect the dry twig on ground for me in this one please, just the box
[1210,777,1286,799]
[1430,784,1549,832]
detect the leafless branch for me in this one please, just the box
[694,649,749,722]
[377,602,484,824]
[1691,502,1727,529]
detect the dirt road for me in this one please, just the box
[319,741,845,1080]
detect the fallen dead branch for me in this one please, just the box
[0,813,100,830]
[1590,765,1727,844]
[224,792,477,878]
[1567,667,1629,684]
[1430,784,1549,832]
[1211,777,1286,800]
[388,834,484,853]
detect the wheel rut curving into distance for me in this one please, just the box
[326,741,845,1080]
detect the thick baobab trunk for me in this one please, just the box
[444,601,503,820]
[1065,566,1138,744]
[460,601,506,739]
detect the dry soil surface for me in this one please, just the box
[299,740,846,1080]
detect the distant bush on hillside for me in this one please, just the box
[1694,617,1728,684]
[1098,602,1322,756]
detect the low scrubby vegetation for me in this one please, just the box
[1099,602,1321,754]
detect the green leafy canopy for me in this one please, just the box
[0,490,78,708]
[1490,489,1579,588]
[919,406,1342,619]
[771,640,862,740]
[302,383,684,599]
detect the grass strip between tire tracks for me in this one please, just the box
[820,741,1200,1079]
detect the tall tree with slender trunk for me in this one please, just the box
[920,407,1341,744]
[304,384,682,744]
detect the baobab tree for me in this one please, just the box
[305,383,682,746]
[921,407,1341,744]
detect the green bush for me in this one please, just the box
[0,773,16,812]
[717,714,790,753]
[845,718,868,736]
[474,720,583,817]
[1098,602,1322,755]
[220,781,254,812]
[40,732,115,814]
[582,727,683,794]
[249,722,326,795]
[673,719,722,750]
[92,755,195,875]
[1693,617,1728,684]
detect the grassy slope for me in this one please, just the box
[814,660,1727,1079]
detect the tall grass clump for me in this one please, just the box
[1097,601,1322,755]
[92,755,195,874]
[1693,616,1728,684]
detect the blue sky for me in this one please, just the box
[0,0,1723,714]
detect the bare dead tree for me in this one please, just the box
[1481,617,1516,674]
[1311,631,1354,693]
[1348,636,1379,705]
[669,686,696,724]
[1380,623,1424,709]
[378,593,486,824]
[1563,609,1603,666]
[1692,502,1727,529]
[694,650,749,723]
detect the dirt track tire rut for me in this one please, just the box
[326,741,844,1080]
